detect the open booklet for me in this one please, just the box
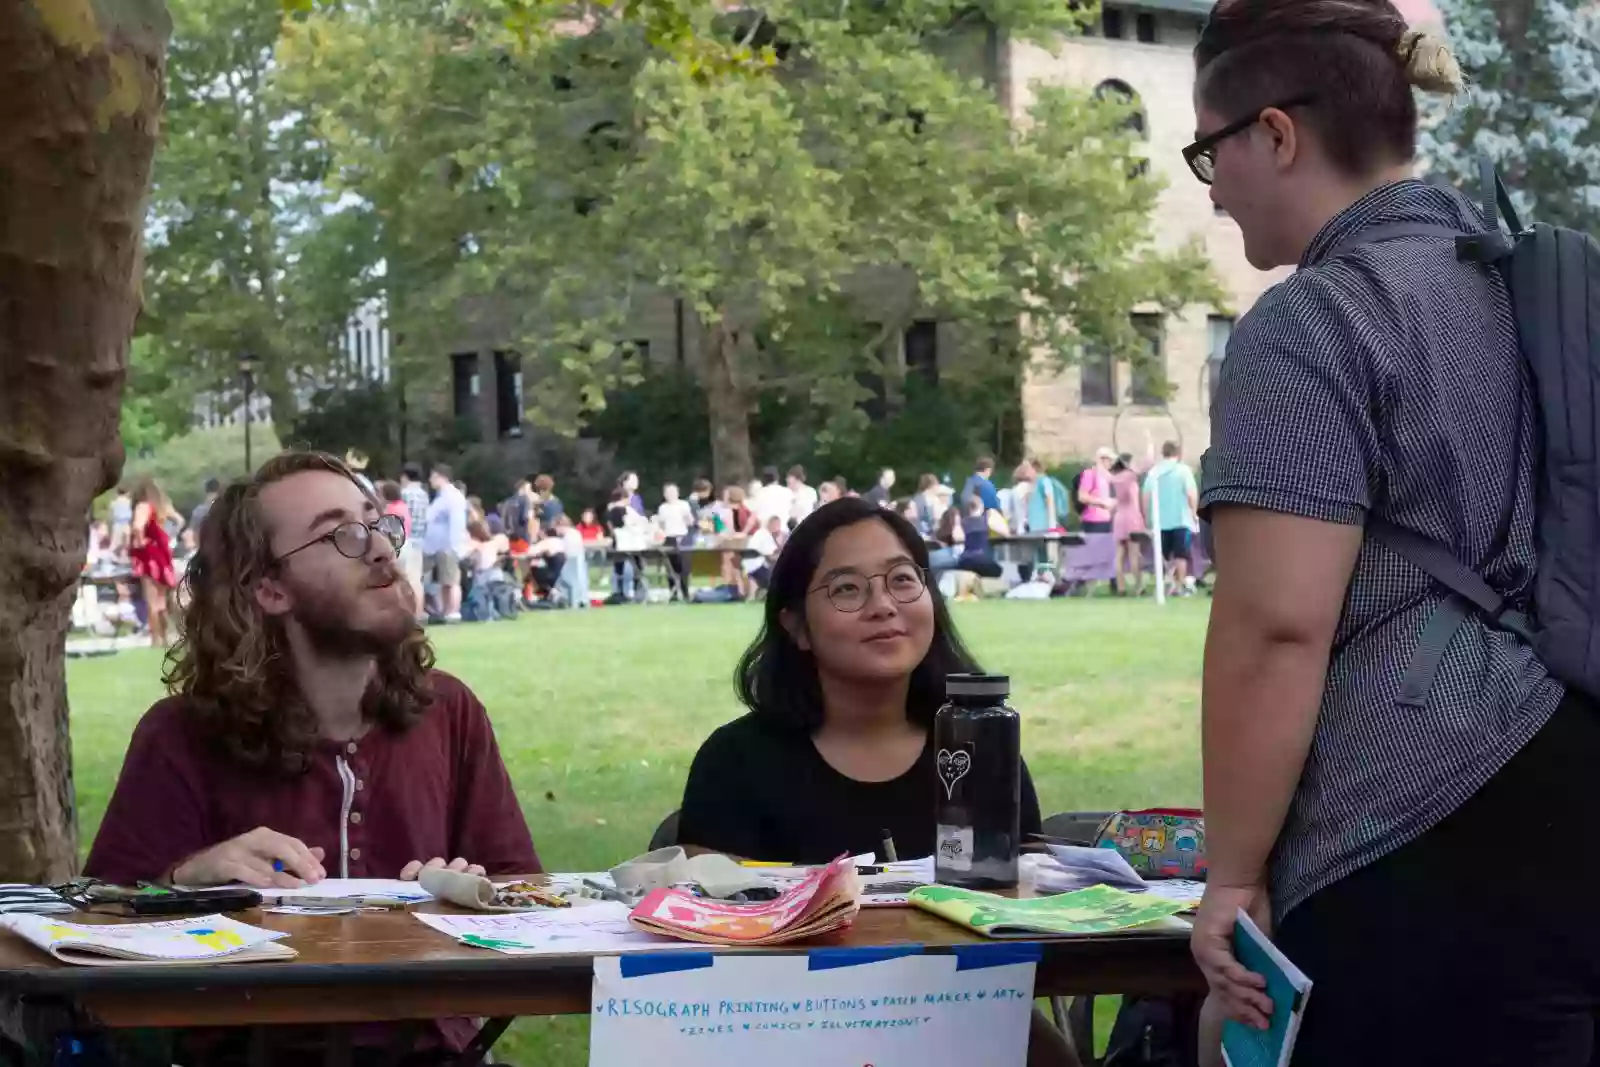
[628,854,861,946]
[909,884,1190,938]
[0,913,295,966]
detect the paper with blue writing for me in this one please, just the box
[590,945,1037,1067]
[1222,909,1312,1067]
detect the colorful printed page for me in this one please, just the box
[0,913,294,966]
[628,855,861,946]
[909,884,1189,938]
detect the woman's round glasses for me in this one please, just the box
[274,514,407,565]
[810,562,928,613]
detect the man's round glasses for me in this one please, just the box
[810,563,928,613]
[274,514,407,566]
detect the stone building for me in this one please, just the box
[441,0,1439,463]
[1011,0,1288,465]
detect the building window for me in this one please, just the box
[1136,12,1157,42]
[904,319,939,386]
[1080,344,1115,407]
[1207,315,1234,404]
[451,352,480,423]
[1101,6,1124,39]
[1128,313,1166,406]
[493,351,522,438]
[1093,79,1146,138]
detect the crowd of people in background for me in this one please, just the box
[78,442,1203,639]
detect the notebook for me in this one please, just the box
[1222,909,1312,1067]
[0,913,296,966]
[628,854,860,946]
[908,883,1190,938]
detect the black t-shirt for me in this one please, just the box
[677,713,1042,864]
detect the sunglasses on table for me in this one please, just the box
[273,514,407,566]
[1182,95,1315,185]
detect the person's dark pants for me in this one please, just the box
[1275,688,1600,1066]
[664,536,691,600]
[531,555,565,597]
[1080,520,1112,534]
[956,553,1003,579]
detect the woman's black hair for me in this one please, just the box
[735,498,979,731]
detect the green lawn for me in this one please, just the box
[66,599,1209,1065]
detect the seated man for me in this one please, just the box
[85,451,537,1060]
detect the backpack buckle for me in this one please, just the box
[1456,232,1516,264]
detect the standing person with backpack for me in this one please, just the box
[1188,1,1600,1063]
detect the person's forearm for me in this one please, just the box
[1202,613,1329,888]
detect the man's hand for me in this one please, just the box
[1190,883,1274,1030]
[171,828,326,889]
[400,857,487,880]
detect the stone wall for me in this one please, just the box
[1010,16,1291,466]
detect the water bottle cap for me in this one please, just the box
[945,672,1010,698]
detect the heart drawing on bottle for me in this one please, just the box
[937,749,972,800]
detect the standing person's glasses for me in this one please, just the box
[1181,95,1315,185]
[274,514,407,566]
[810,563,928,613]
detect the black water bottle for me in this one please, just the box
[933,673,1022,889]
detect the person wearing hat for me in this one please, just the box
[1075,447,1118,534]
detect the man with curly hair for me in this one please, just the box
[85,451,537,890]
[85,452,538,1060]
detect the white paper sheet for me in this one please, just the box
[413,903,705,956]
[589,946,1038,1067]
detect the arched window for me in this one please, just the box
[1093,79,1147,138]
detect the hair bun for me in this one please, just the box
[1397,29,1464,95]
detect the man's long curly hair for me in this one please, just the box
[163,451,435,775]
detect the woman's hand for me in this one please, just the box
[1190,882,1274,1030]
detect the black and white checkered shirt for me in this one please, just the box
[1200,179,1564,920]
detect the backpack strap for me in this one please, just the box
[1327,222,1516,266]
[1368,517,1535,706]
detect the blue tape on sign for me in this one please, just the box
[619,952,716,978]
[808,945,925,971]
[953,942,1044,971]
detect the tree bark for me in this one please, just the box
[0,0,169,881]
[700,314,756,488]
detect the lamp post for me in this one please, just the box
[238,352,260,474]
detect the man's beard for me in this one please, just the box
[288,572,416,658]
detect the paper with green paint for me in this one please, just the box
[908,884,1190,938]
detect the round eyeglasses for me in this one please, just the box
[274,514,407,566]
[809,562,928,613]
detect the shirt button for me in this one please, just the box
[346,742,358,755]
[355,780,365,792]
[350,811,362,825]
[349,848,362,861]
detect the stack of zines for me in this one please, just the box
[628,854,860,946]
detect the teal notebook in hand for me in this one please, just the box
[1222,909,1312,1067]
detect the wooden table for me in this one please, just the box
[0,900,1201,1064]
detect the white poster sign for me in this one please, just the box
[589,943,1039,1067]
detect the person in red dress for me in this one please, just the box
[128,476,179,645]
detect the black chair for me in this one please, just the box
[649,810,680,851]
[1040,811,1114,1063]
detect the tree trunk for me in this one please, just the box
[701,315,756,487]
[0,1,170,881]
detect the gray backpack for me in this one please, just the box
[1344,160,1600,703]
